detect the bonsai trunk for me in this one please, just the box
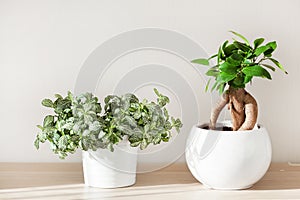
[209,87,258,131]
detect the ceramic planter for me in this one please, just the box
[185,121,272,190]
[82,141,138,188]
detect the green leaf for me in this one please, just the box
[41,99,53,108]
[140,139,148,150]
[130,141,140,147]
[263,41,277,56]
[34,138,40,149]
[58,151,67,159]
[232,75,245,88]
[62,122,74,130]
[43,115,54,127]
[55,99,71,114]
[242,65,272,79]
[231,52,244,61]
[205,79,211,92]
[53,133,60,141]
[254,38,264,48]
[223,44,238,57]
[154,88,170,106]
[226,54,242,66]
[37,125,43,130]
[89,121,101,131]
[230,31,250,45]
[261,64,275,72]
[217,47,223,63]
[233,41,251,52]
[222,40,229,51]
[208,54,217,60]
[266,41,277,49]
[108,143,114,152]
[58,135,68,150]
[244,75,253,84]
[153,88,160,96]
[163,107,169,120]
[173,118,183,132]
[191,58,210,66]
[205,68,219,77]
[219,62,238,75]
[210,81,218,92]
[153,136,161,145]
[37,132,47,142]
[161,137,169,142]
[217,83,226,94]
[67,91,74,101]
[254,46,269,57]
[267,58,288,74]
[217,72,236,83]
[55,94,63,99]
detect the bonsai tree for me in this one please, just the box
[34,89,182,159]
[192,31,287,131]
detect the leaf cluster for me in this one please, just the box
[192,31,287,94]
[34,89,182,159]
[34,92,79,159]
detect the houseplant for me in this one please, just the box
[34,89,182,188]
[185,31,287,189]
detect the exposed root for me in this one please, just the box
[209,92,229,130]
[209,87,258,131]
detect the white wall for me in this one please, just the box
[0,0,299,162]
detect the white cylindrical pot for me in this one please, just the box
[185,121,272,190]
[82,140,138,188]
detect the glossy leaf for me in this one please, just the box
[226,53,243,66]
[217,47,223,64]
[193,31,287,94]
[217,83,226,94]
[266,41,277,49]
[217,72,236,82]
[254,38,264,48]
[232,75,245,88]
[219,62,238,74]
[191,58,209,66]
[242,65,272,79]
[205,79,211,92]
[210,81,218,92]
[208,54,218,60]
[223,44,238,56]
[261,64,275,71]
[264,41,277,55]
[222,40,229,51]
[230,31,250,45]
[233,41,251,52]
[254,46,269,56]
[205,67,219,77]
[267,58,288,74]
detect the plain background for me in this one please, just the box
[0,0,299,163]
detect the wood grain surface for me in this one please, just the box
[0,163,300,199]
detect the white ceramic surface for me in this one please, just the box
[82,141,138,188]
[185,121,272,190]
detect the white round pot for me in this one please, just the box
[82,141,138,188]
[185,121,272,190]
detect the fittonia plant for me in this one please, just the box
[34,89,182,159]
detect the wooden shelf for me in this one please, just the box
[1,163,300,199]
